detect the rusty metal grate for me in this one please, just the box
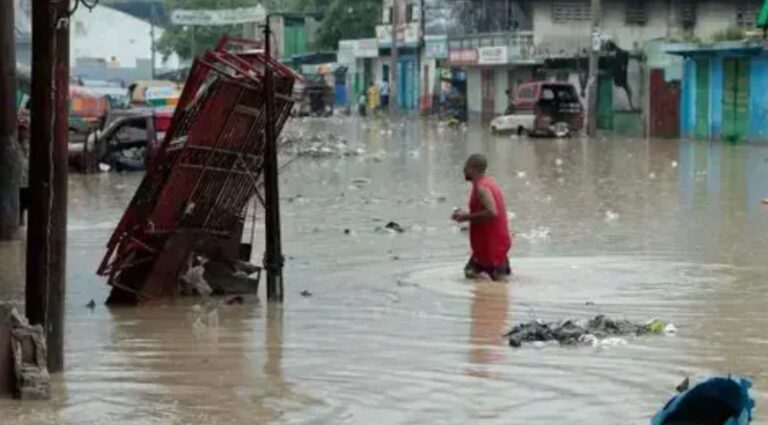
[97,37,300,301]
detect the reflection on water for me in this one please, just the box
[467,282,509,379]
[1,116,768,424]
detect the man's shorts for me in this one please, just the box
[464,257,511,281]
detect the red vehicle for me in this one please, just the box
[491,81,583,137]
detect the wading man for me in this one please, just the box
[451,154,512,280]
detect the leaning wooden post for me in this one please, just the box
[263,17,284,302]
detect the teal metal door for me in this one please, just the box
[398,58,417,110]
[722,57,750,142]
[694,58,710,140]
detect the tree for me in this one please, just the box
[158,0,270,60]
[314,0,380,50]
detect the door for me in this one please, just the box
[694,58,710,140]
[481,69,495,115]
[398,58,416,110]
[649,68,680,138]
[722,57,750,142]
[597,75,613,130]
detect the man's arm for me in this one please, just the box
[455,186,497,223]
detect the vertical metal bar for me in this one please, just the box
[150,3,157,79]
[263,17,284,302]
[48,0,70,373]
[0,0,21,240]
[391,0,399,112]
[587,0,601,137]
[27,0,56,356]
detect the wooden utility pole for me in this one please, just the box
[28,0,68,373]
[263,17,284,303]
[586,0,601,137]
[390,0,399,112]
[0,0,21,240]
[50,0,70,373]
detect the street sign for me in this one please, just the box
[170,5,266,26]
[478,46,508,65]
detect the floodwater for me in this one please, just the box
[2,115,768,424]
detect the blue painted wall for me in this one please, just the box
[709,56,723,140]
[680,59,696,138]
[678,51,768,143]
[748,56,768,141]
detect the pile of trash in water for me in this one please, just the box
[279,131,365,158]
[505,314,676,348]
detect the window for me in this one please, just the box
[625,1,649,25]
[518,85,535,100]
[406,4,414,23]
[677,1,697,29]
[551,0,591,23]
[383,7,392,24]
[736,1,762,28]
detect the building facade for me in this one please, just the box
[376,0,424,110]
[667,41,768,143]
[441,0,762,131]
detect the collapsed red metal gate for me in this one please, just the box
[97,38,300,304]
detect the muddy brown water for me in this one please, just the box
[1,116,768,424]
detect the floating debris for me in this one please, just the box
[671,160,679,169]
[280,132,364,158]
[605,210,621,222]
[300,290,313,297]
[350,177,372,186]
[384,221,405,233]
[505,315,674,348]
[519,226,552,242]
[85,299,96,309]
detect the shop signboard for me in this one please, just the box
[448,48,478,65]
[478,46,508,65]
[425,35,448,59]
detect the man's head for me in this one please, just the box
[464,154,488,182]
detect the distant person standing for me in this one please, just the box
[451,154,512,280]
[358,92,367,116]
[367,82,379,114]
[379,78,390,111]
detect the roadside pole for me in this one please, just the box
[28,0,67,373]
[587,0,601,137]
[263,17,284,303]
[391,0,399,112]
[0,0,21,240]
[49,0,70,373]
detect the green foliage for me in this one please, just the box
[157,0,381,59]
[711,26,747,42]
[157,0,258,60]
[314,0,380,50]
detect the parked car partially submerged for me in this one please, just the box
[491,81,583,137]
[68,108,173,172]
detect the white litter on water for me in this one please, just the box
[671,160,678,168]
[516,171,527,178]
[555,158,564,166]
[605,210,621,222]
[664,323,678,335]
[507,210,517,221]
[519,226,552,242]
